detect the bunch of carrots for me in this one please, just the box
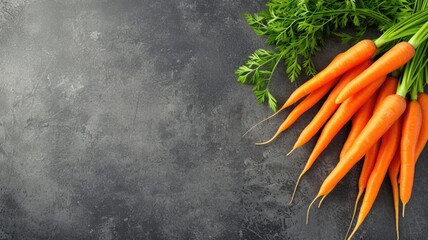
[245,9,428,240]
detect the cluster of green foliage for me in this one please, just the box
[236,0,416,111]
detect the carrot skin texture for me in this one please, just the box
[256,78,338,145]
[348,117,402,240]
[340,92,377,159]
[318,94,406,197]
[358,141,380,191]
[283,39,377,108]
[400,101,422,206]
[374,77,399,109]
[336,42,415,104]
[293,59,373,150]
[415,93,428,160]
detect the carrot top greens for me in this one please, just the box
[238,1,428,239]
[396,26,428,99]
[236,0,419,111]
[374,8,428,51]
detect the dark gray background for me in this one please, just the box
[0,0,426,239]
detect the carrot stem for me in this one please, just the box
[374,9,428,47]
[408,21,428,48]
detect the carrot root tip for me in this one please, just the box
[254,132,281,145]
[289,173,303,205]
[287,148,295,156]
[306,195,320,225]
[347,221,361,240]
[345,192,362,240]
[318,194,327,208]
[242,110,282,137]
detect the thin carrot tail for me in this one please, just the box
[289,172,305,205]
[392,180,400,240]
[318,194,328,208]
[254,110,295,144]
[306,195,321,224]
[242,109,283,137]
[254,129,282,145]
[345,190,363,240]
[292,155,319,201]
[402,204,406,218]
[286,148,295,156]
[347,220,362,240]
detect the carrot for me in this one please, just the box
[242,55,346,137]
[291,59,373,153]
[360,143,381,194]
[415,92,428,160]
[388,150,401,240]
[347,117,402,240]
[344,77,399,234]
[340,94,377,159]
[336,42,415,104]
[343,76,399,228]
[341,77,397,158]
[255,78,338,145]
[290,76,385,204]
[344,141,379,239]
[283,39,377,108]
[400,100,422,216]
[374,77,400,109]
[310,94,406,207]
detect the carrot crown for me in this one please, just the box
[397,39,428,99]
[374,9,428,49]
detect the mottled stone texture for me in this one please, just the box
[0,1,426,239]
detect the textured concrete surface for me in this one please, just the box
[0,1,427,239]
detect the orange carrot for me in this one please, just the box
[312,94,406,203]
[415,93,428,160]
[242,55,346,137]
[347,117,402,240]
[341,77,397,158]
[340,94,377,159]
[290,76,385,204]
[359,142,381,199]
[388,150,401,240]
[336,42,415,104]
[345,77,399,234]
[291,59,373,153]
[374,77,400,109]
[344,140,379,239]
[283,40,377,108]
[400,100,422,215]
[255,78,338,145]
